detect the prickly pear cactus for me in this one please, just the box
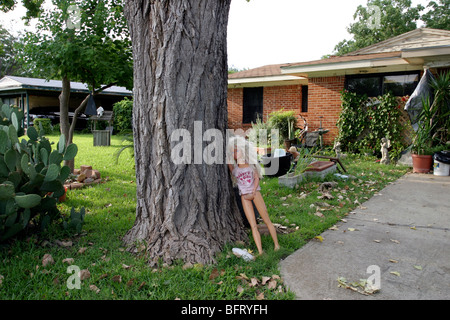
[0,102,78,241]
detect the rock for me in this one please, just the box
[77,173,86,182]
[84,178,95,185]
[93,170,101,179]
[80,165,92,172]
[73,169,81,175]
[70,182,84,189]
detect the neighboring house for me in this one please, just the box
[0,75,132,129]
[227,28,450,145]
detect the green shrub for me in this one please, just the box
[0,103,80,242]
[337,91,408,159]
[33,118,53,135]
[267,110,297,142]
[113,97,133,133]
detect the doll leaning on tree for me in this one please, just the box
[227,136,280,256]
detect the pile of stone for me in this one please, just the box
[65,165,102,190]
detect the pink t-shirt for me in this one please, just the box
[232,165,261,196]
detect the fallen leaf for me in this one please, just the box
[390,239,400,244]
[122,264,131,270]
[78,247,88,254]
[239,273,249,281]
[112,275,122,283]
[62,258,74,265]
[261,276,271,285]
[56,240,73,247]
[209,268,220,281]
[390,271,401,277]
[250,278,259,287]
[267,279,277,290]
[414,265,422,270]
[410,226,417,230]
[373,240,381,243]
[138,281,146,290]
[272,275,280,280]
[256,292,265,300]
[389,259,399,263]
[126,279,135,288]
[314,235,324,242]
[329,225,339,231]
[237,285,244,294]
[42,254,55,267]
[314,211,324,218]
[348,228,356,232]
[0,275,4,286]
[79,269,91,281]
[89,285,100,294]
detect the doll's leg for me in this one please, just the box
[241,196,263,255]
[253,192,280,251]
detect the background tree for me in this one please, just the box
[333,0,424,56]
[17,0,133,170]
[421,0,450,30]
[122,0,247,266]
[0,25,19,77]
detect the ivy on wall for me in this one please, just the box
[336,90,410,159]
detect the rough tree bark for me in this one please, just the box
[122,0,247,266]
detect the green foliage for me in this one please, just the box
[0,103,79,242]
[267,110,297,142]
[17,0,133,91]
[421,0,450,30]
[113,97,133,133]
[333,0,425,55]
[337,91,408,159]
[63,206,85,233]
[412,72,450,154]
[247,116,274,147]
[33,118,53,135]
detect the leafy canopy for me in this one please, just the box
[333,0,425,56]
[17,0,132,91]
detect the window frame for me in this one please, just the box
[345,71,421,97]
[242,87,264,124]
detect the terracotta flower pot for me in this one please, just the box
[412,154,433,173]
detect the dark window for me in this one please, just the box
[301,85,308,113]
[345,71,420,97]
[243,87,263,124]
[383,74,419,96]
[346,76,382,97]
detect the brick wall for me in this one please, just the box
[306,76,345,145]
[227,76,345,145]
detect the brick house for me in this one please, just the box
[227,28,450,146]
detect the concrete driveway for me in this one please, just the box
[280,173,450,300]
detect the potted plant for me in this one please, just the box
[284,118,297,150]
[411,96,435,173]
[278,147,314,188]
[267,110,297,150]
[411,72,450,173]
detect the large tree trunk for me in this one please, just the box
[123,0,247,266]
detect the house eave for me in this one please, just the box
[227,75,307,88]
[280,56,415,77]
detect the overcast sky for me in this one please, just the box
[227,0,428,70]
[1,0,429,71]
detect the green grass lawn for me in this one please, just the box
[0,133,410,300]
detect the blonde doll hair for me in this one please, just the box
[227,135,263,184]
